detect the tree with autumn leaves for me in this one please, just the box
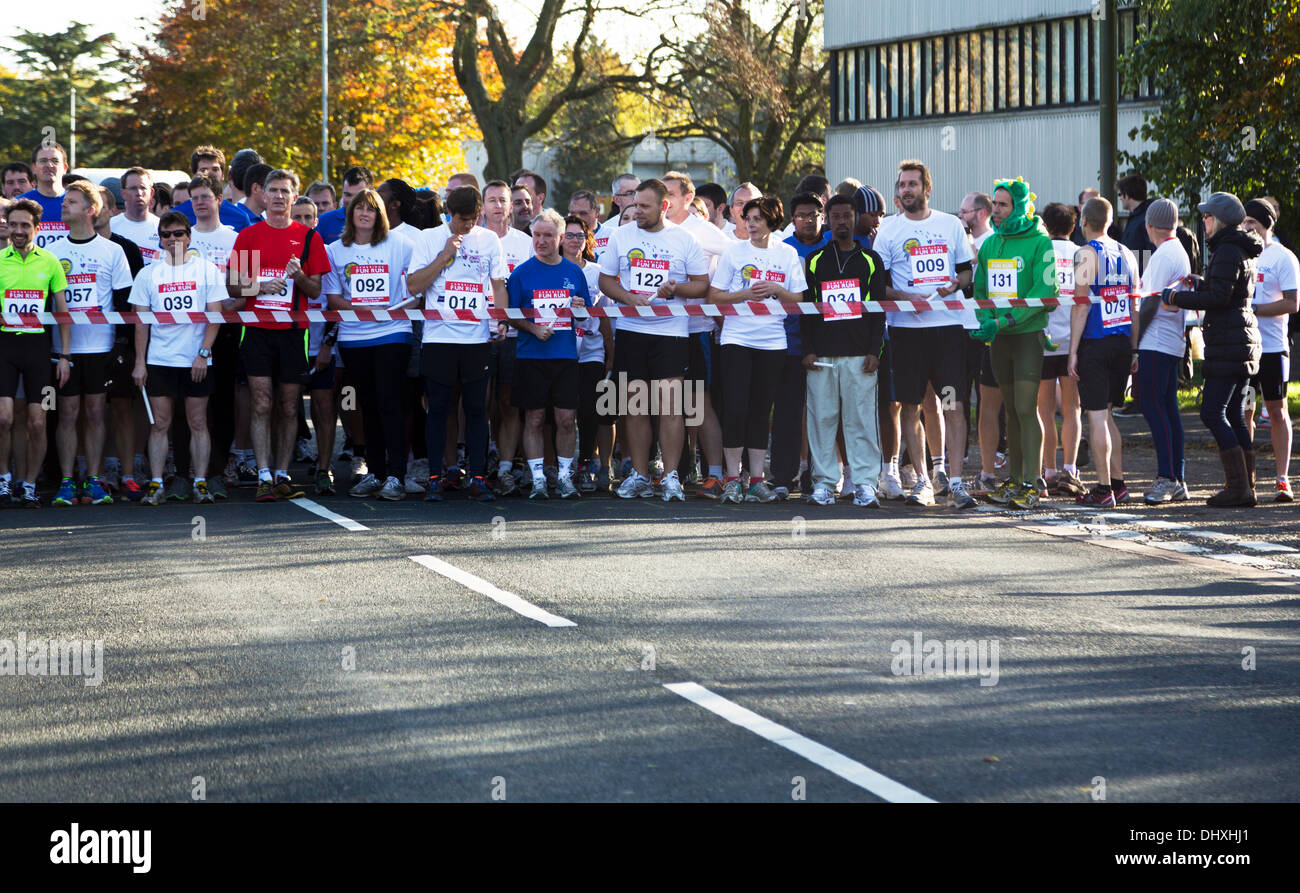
[103,0,481,186]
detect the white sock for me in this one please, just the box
[499,460,512,478]
[528,457,544,479]
[888,457,900,475]
[274,469,288,480]
[1064,464,1078,476]
[559,456,573,477]
[931,458,946,475]
[259,468,273,483]
[950,475,962,486]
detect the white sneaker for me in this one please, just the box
[617,473,654,498]
[529,478,550,500]
[556,473,580,499]
[905,477,935,506]
[853,484,880,508]
[933,469,950,496]
[1171,479,1190,501]
[1144,476,1177,504]
[880,470,905,501]
[661,470,685,502]
[378,476,405,500]
[350,456,368,482]
[806,486,836,506]
[349,473,381,497]
[101,464,121,492]
[900,465,916,489]
[948,479,977,509]
[405,457,430,494]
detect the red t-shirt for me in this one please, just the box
[229,220,331,330]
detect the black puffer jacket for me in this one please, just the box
[1176,227,1263,379]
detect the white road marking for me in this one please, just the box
[1238,542,1297,553]
[1180,530,1241,543]
[1148,540,1209,554]
[1211,553,1278,568]
[292,498,370,531]
[408,554,577,627]
[1134,519,1191,531]
[664,681,936,803]
[1096,513,1142,522]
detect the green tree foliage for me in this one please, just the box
[0,24,127,167]
[1119,0,1300,224]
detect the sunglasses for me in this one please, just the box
[159,229,190,238]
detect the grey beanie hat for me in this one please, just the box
[1145,197,1179,230]
[1196,191,1246,227]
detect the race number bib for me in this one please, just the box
[64,273,98,309]
[909,244,951,287]
[442,280,484,312]
[630,257,669,296]
[2,288,44,333]
[1055,256,1075,293]
[987,260,1017,299]
[158,280,199,312]
[257,269,294,311]
[35,222,70,250]
[1099,285,1131,328]
[821,278,862,321]
[532,288,573,331]
[349,264,389,306]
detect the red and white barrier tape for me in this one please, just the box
[5,292,1166,327]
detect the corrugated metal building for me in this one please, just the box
[824,0,1161,215]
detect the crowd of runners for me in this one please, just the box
[0,140,1295,511]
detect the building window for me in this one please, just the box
[831,6,1158,124]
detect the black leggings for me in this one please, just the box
[424,375,489,477]
[719,344,784,451]
[341,342,411,481]
[1200,375,1252,451]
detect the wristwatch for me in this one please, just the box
[198,348,212,359]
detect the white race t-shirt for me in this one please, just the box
[966,228,994,329]
[576,261,609,365]
[410,224,506,344]
[323,236,414,345]
[110,213,162,264]
[494,226,534,339]
[1046,238,1079,356]
[189,224,238,272]
[711,238,806,351]
[598,220,708,338]
[874,209,973,328]
[1254,240,1300,355]
[47,235,133,354]
[1137,237,1192,358]
[679,213,735,333]
[129,257,225,368]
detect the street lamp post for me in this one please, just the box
[321,0,329,183]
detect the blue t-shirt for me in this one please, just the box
[507,256,592,360]
[1082,238,1137,341]
[20,189,67,249]
[317,208,346,245]
[174,198,258,231]
[784,233,830,356]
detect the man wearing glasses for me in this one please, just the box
[596,173,639,248]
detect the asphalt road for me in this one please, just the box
[2,473,1297,803]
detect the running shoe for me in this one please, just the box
[20,481,39,508]
[193,480,215,504]
[1276,479,1294,503]
[577,465,596,493]
[985,479,1016,505]
[948,479,977,510]
[425,475,444,502]
[1112,483,1131,505]
[1052,469,1085,497]
[76,479,92,504]
[698,476,725,500]
[769,482,791,501]
[443,466,465,491]
[222,454,239,485]
[141,480,165,506]
[1144,476,1177,505]
[86,478,113,505]
[274,476,306,499]
[349,473,381,497]
[465,475,495,502]
[879,470,905,501]
[405,458,430,494]
[806,486,836,506]
[933,469,950,497]
[315,469,336,496]
[1036,475,1050,499]
[719,479,745,504]
[853,483,881,508]
[255,481,277,503]
[493,474,520,497]
[557,473,581,500]
[53,478,77,506]
[744,479,776,503]
[1008,483,1039,510]
[101,464,121,492]
[905,477,935,506]
[349,456,368,483]
[165,476,191,502]
[661,470,685,502]
[974,471,1000,494]
[616,473,654,499]
[121,478,144,502]
[237,460,259,486]
[378,476,405,501]
[528,477,549,499]
[0,477,11,504]
[1077,486,1116,507]
[993,451,1007,471]
[294,436,317,464]
[208,476,228,500]
[1172,479,1190,501]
